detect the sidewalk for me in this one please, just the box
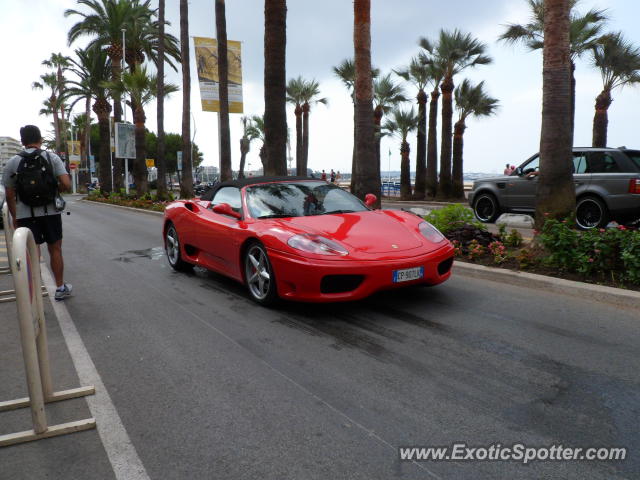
[0,234,113,478]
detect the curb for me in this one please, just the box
[80,198,165,217]
[454,261,640,310]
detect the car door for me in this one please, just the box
[585,151,628,198]
[195,186,244,277]
[505,155,540,211]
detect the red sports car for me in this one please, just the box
[163,177,454,305]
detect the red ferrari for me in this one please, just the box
[163,177,454,305]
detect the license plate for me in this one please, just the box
[393,266,424,283]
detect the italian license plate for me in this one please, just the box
[393,266,424,283]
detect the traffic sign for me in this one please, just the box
[70,163,77,170]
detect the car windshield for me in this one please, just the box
[623,150,640,170]
[245,181,368,219]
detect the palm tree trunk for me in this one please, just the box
[353,0,379,205]
[239,138,249,178]
[302,102,311,174]
[93,99,112,193]
[216,0,232,181]
[51,95,62,156]
[373,105,383,188]
[350,107,356,193]
[452,119,466,199]
[413,89,427,199]
[535,0,575,228]
[439,76,454,198]
[426,87,439,198]
[570,60,575,147]
[400,140,411,200]
[133,109,148,195]
[264,0,288,176]
[156,0,168,200]
[81,96,91,188]
[592,89,611,148]
[180,0,193,198]
[294,104,303,174]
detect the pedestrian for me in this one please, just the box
[330,169,336,183]
[336,171,341,183]
[321,169,327,181]
[2,125,72,300]
[503,163,511,175]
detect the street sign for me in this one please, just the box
[146,159,155,168]
[177,151,183,171]
[70,163,77,170]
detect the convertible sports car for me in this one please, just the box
[163,177,454,304]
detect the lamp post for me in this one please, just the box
[122,27,129,194]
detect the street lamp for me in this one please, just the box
[121,28,129,194]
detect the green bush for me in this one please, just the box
[425,204,485,234]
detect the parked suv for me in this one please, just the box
[469,147,640,229]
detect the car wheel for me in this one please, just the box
[244,242,278,306]
[473,193,500,223]
[165,223,193,271]
[576,196,609,230]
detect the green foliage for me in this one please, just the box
[425,204,485,234]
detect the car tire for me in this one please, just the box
[473,193,501,223]
[165,223,193,272]
[244,242,279,306]
[576,196,609,230]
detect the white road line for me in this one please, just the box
[41,265,150,480]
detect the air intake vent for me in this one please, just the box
[438,257,454,276]
[320,275,364,294]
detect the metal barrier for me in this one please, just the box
[0,227,96,447]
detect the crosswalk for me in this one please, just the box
[0,236,7,269]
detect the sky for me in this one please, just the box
[1,0,640,175]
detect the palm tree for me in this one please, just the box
[383,107,419,200]
[105,66,179,196]
[353,0,378,204]
[536,0,575,227]
[32,73,62,155]
[216,0,232,181]
[433,29,491,199]
[246,115,267,172]
[63,47,113,192]
[499,0,607,144]
[42,53,71,155]
[238,116,255,179]
[180,0,193,198]
[373,74,406,180]
[394,57,432,199]
[264,0,288,176]
[286,76,305,174]
[591,32,640,148]
[333,58,379,192]
[156,0,168,199]
[300,79,327,175]
[452,80,499,198]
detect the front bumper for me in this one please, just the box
[268,244,455,302]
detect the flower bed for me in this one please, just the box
[85,191,170,212]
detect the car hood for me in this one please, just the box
[279,210,425,254]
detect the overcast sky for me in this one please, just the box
[2,0,639,175]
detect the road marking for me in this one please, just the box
[41,265,150,480]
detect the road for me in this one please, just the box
[2,196,638,479]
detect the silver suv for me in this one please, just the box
[469,148,640,229]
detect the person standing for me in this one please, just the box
[3,125,72,300]
[321,169,327,181]
[330,169,336,183]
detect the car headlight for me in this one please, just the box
[287,234,349,256]
[419,222,446,243]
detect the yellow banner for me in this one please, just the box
[146,159,155,168]
[193,36,243,113]
[67,140,81,156]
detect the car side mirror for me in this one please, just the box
[364,193,377,208]
[515,167,523,176]
[212,203,242,219]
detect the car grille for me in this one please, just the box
[320,275,364,294]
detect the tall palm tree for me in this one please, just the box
[394,57,431,199]
[63,47,113,192]
[238,116,255,179]
[156,0,168,199]
[32,73,62,155]
[433,29,491,199]
[180,0,193,198]
[300,79,327,175]
[536,0,575,227]
[591,32,640,148]
[373,74,406,180]
[264,0,288,176]
[452,80,499,198]
[246,115,267,172]
[383,107,419,200]
[105,66,179,196]
[216,0,232,181]
[42,53,71,156]
[286,76,305,174]
[499,0,607,144]
[333,59,379,192]
[353,0,378,204]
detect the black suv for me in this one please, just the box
[468,148,640,229]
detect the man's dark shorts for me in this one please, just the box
[17,215,63,245]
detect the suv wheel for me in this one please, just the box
[473,193,500,223]
[576,196,609,230]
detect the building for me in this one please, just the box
[0,136,22,177]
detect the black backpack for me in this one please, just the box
[15,149,58,208]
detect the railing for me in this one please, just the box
[0,227,96,447]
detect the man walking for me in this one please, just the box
[2,125,72,300]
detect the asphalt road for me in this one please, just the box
[4,196,638,479]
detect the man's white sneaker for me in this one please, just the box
[55,283,72,301]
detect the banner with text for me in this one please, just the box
[193,36,243,113]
